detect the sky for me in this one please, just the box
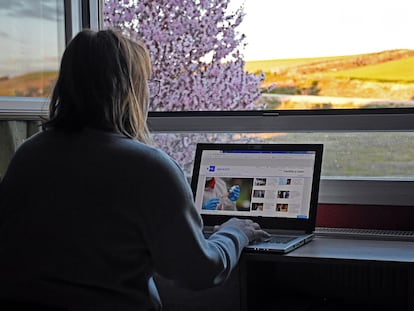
[229,0,414,61]
[0,0,65,77]
[1,0,414,77]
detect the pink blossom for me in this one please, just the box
[103,0,265,169]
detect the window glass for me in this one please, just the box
[238,0,414,110]
[0,0,65,98]
[103,0,414,112]
[152,132,414,178]
[2,124,413,180]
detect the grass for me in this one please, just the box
[246,50,414,83]
[324,56,414,82]
[246,50,414,102]
[257,132,414,177]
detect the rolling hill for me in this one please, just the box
[2,50,414,108]
[0,71,57,97]
[246,49,414,104]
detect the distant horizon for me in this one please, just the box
[241,46,414,63]
[2,47,413,79]
[242,47,414,63]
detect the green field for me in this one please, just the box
[245,50,414,83]
[245,50,414,103]
[259,132,414,177]
[324,56,414,82]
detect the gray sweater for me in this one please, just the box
[0,128,248,310]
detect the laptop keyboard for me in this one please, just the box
[205,232,296,244]
[264,236,296,244]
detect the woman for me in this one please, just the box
[0,29,268,310]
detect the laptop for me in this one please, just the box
[191,143,323,253]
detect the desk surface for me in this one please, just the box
[245,236,414,263]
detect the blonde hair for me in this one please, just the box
[44,29,152,144]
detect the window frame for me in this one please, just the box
[147,109,414,132]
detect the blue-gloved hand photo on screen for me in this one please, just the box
[228,185,240,202]
[203,198,220,210]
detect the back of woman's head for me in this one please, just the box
[44,29,152,143]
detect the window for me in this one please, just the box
[103,0,414,112]
[237,0,414,111]
[0,0,65,98]
[1,0,414,208]
[102,0,414,206]
[0,0,101,178]
[0,0,67,178]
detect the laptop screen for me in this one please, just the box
[191,143,323,231]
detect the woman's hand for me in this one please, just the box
[214,217,270,243]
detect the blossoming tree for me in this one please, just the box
[103,0,263,170]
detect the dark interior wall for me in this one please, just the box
[316,203,414,230]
